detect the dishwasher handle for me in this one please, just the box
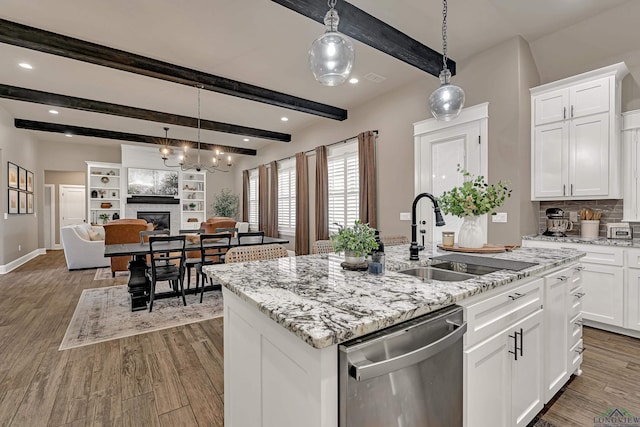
[349,321,467,381]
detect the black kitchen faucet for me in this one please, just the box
[410,193,445,261]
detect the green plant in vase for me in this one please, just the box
[330,221,378,264]
[211,188,239,219]
[98,213,110,224]
[438,166,512,248]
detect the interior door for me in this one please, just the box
[60,185,86,227]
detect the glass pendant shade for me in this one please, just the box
[308,8,355,86]
[428,69,465,121]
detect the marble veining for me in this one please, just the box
[523,234,640,247]
[203,244,583,349]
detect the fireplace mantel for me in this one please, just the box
[127,196,179,204]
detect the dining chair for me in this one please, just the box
[145,235,187,312]
[237,231,265,245]
[311,240,334,254]
[216,227,238,237]
[182,228,206,290]
[224,243,289,264]
[140,229,170,244]
[197,232,233,302]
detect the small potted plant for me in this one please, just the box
[211,188,239,219]
[438,166,512,248]
[188,202,197,211]
[98,213,110,224]
[330,221,378,264]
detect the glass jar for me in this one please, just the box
[442,231,455,247]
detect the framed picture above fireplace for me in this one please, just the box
[127,168,178,196]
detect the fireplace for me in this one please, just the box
[137,211,170,230]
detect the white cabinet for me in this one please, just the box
[462,278,544,427]
[626,249,640,332]
[622,110,640,221]
[86,161,122,225]
[180,172,206,230]
[530,62,628,200]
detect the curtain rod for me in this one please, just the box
[268,130,379,165]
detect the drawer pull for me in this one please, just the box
[558,275,569,282]
[575,346,585,355]
[574,292,586,299]
[574,320,584,327]
[508,293,525,301]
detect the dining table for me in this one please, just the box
[104,235,290,311]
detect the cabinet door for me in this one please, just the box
[465,333,511,427]
[511,310,544,427]
[569,77,610,119]
[623,129,640,221]
[532,122,569,199]
[534,88,569,125]
[581,263,624,326]
[626,268,640,331]
[544,271,570,401]
[569,112,610,197]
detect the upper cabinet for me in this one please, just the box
[530,63,628,201]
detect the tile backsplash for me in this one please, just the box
[538,199,627,237]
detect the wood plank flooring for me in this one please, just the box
[1,250,640,426]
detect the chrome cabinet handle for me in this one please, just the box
[348,321,467,381]
[563,107,566,120]
[571,105,574,118]
[563,184,566,196]
[508,292,526,301]
[570,184,574,195]
[558,275,569,282]
[575,346,585,355]
[575,292,586,299]
[575,320,584,327]
[574,266,585,272]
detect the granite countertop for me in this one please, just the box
[203,244,584,349]
[523,234,640,248]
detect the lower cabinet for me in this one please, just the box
[626,249,640,331]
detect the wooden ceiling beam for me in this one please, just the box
[0,84,291,142]
[0,18,347,121]
[271,0,455,77]
[14,119,257,156]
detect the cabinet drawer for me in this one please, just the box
[558,244,623,266]
[569,285,584,318]
[569,338,584,373]
[463,278,543,348]
[626,249,640,269]
[569,313,583,349]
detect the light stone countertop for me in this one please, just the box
[203,244,584,349]
[523,234,640,248]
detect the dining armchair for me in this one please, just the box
[145,235,187,312]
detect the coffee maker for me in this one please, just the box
[543,208,573,237]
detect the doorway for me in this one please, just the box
[413,103,489,244]
[44,184,56,249]
[59,185,86,228]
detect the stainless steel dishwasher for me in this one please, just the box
[339,305,466,427]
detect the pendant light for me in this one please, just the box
[308,0,355,86]
[428,0,465,121]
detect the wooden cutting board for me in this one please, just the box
[437,244,520,253]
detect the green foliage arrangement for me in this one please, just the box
[330,220,378,256]
[98,213,110,224]
[438,166,512,217]
[211,189,239,219]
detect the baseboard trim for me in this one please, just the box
[0,248,47,274]
[583,320,640,339]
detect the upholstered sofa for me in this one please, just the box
[103,219,154,276]
[60,224,111,270]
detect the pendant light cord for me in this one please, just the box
[441,0,448,71]
[196,84,203,165]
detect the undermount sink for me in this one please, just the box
[398,267,477,282]
[430,261,503,276]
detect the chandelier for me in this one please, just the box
[308,0,355,86]
[428,0,465,121]
[160,85,232,173]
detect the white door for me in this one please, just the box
[60,185,86,227]
[414,103,487,243]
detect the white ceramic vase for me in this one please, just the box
[458,215,485,248]
[344,250,365,264]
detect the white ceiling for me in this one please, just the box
[0,0,633,156]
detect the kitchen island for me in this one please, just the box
[203,244,585,427]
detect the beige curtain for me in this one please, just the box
[258,165,268,232]
[242,169,249,222]
[268,161,279,238]
[315,145,329,241]
[358,130,377,229]
[295,152,309,255]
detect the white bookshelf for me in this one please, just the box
[86,161,123,225]
[180,171,206,230]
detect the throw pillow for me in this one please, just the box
[87,228,103,241]
[73,224,91,241]
[90,225,106,240]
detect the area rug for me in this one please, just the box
[93,267,129,281]
[59,284,223,351]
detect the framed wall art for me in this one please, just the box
[8,162,18,189]
[19,191,27,213]
[18,167,27,191]
[8,189,18,214]
[27,193,34,214]
[26,170,34,193]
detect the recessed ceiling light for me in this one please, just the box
[18,62,33,70]
[349,77,359,84]
[64,133,73,137]
[49,109,59,115]
[243,138,250,142]
[281,117,289,122]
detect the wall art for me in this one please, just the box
[8,162,18,189]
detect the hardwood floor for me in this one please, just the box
[1,251,640,426]
[0,251,224,427]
